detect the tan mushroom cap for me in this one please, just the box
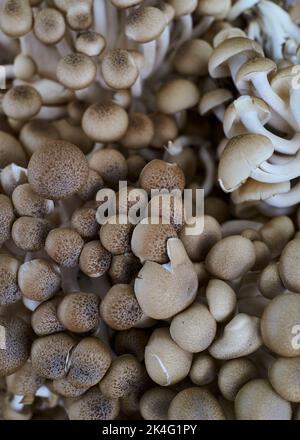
[99,354,143,399]
[57,53,96,90]
[71,203,99,239]
[45,227,84,268]
[3,85,42,120]
[126,6,166,43]
[197,0,231,20]
[100,215,133,255]
[218,358,258,401]
[52,377,87,398]
[232,179,290,204]
[258,262,285,299]
[6,361,44,397]
[67,337,112,388]
[209,37,264,79]
[89,148,128,187]
[66,1,92,31]
[31,333,75,380]
[67,387,120,420]
[170,303,217,353]
[121,112,155,149]
[101,49,138,90]
[0,195,15,247]
[213,27,246,48]
[168,387,226,420]
[269,357,300,403]
[0,131,27,168]
[31,298,65,336]
[20,120,60,156]
[261,293,300,357]
[18,259,61,302]
[79,240,112,278]
[189,353,217,386]
[279,239,300,292]
[145,327,193,386]
[108,253,141,284]
[0,0,33,37]
[174,39,213,76]
[13,54,36,81]
[235,379,292,420]
[165,0,197,16]
[139,159,185,193]
[0,315,32,376]
[100,284,143,331]
[236,57,277,92]
[150,113,178,149]
[0,255,21,306]
[77,169,104,201]
[12,217,51,251]
[270,66,296,100]
[205,235,256,281]
[199,88,233,115]
[75,31,106,56]
[218,134,274,192]
[57,292,100,333]
[260,215,295,258]
[206,279,237,323]
[156,79,200,114]
[27,140,89,200]
[140,387,176,420]
[34,8,66,45]
[82,102,129,143]
[12,183,54,218]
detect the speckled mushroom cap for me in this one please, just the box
[168,387,226,420]
[20,120,60,157]
[139,159,185,194]
[99,354,143,399]
[0,255,21,306]
[108,253,141,285]
[89,149,128,187]
[34,8,66,45]
[235,379,292,420]
[3,85,42,120]
[77,169,104,201]
[121,113,155,150]
[0,0,33,37]
[218,358,259,401]
[52,376,88,398]
[31,333,75,380]
[156,79,200,114]
[75,31,105,57]
[0,131,27,168]
[57,292,100,333]
[0,315,32,376]
[67,387,120,420]
[131,219,177,264]
[145,327,192,386]
[31,297,65,336]
[0,195,15,247]
[101,49,138,90]
[126,6,166,43]
[82,103,129,143]
[6,361,44,396]
[67,337,112,388]
[189,353,217,386]
[205,235,256,281]
[100,284,143,331]
[71,203,99,239]
[279,239,300,292]
[12,217,51,252]
[146,193,184,232]
[261,293,300,357]
[45,228,84,268]
[269,357,300,403]
[18,259,61,302]
[100,215,133,255]
[79,240,112,278]
[12,183,54,218]
[28,141,89,200]
[56,53,96,90]
[174,39,213,76]
[140,387,176,420]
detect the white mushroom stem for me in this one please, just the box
[93,0,107,37]
[266,182,300,207]
[228,53,253,84]
[199,145,215,196]
[174,110,186,129]
[289,88,300,130]
[247,20,263,45]
[154,26,170,71]
[106,0,119,49]
[22,297,41,312]
[9,395,24,412]
[221,220,263,237]
[252,154,300,183]
[35,385,51,399]
[36,106,68,121]
[191,16,215,38]
[227,0,261,21]
[257,201,295,217]
[141,41,157,79]
[176,14,193,47]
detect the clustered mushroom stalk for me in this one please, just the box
[1,0,300,423]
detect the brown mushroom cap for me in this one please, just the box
[126,6,166,43]
[67,387,120,420]
[100,284,143,331]
[0,0,33,38]
[100,215,133,255]
[0,131,27,168]
[3,85,42,120]
[0,255,21,306]
[77,169,104,201]
[45,227,84,268]
[174,39,213,76]
[127,154,147,182]
[19,120,60,157]
[66,1,92,31]
[34,8,66,45]
[82,103,129,143]
[156,79,200,114]
[75,31,106,57]
[28,140,89,200]
[89,148,128,187]
[218,358,259,401]
[168,387,226,420]
[121,112,155,150]
[108,253,141,284]
[31,333,75,379]
[79,240,112,278]
[269,357,300,403]
[6,361,44,396]
[67,337,112,388]
[189,353,217,386]
[279,239,300,292]
[260,216,295,258]
[140,387,176,420]
[57,292,100,333]
[139,159,185,194]
[71,203,99,239]
[114,328,149,362]
[52,376,87,398]
[12,183,53,218]
[56,53,96,90]
[101,49,138,90]
[31,297,65,336]
[0,195,15,247]
[199,88,233,116]
[12,217,51,252]
[150,113,178,149]
[0,315,32,376]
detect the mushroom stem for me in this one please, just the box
[22,296,41,311]
[266,182,300,207]
[221,220,263,237]
[154,25,170,70]
[192,16,215,38]
[36,106,68,121]
[141,41,156,79]
[9,395,24,412]
[93,0,107,37]
[106,0,119,49]
[227,0,260,21]
[289,88,300,130]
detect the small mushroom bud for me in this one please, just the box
[67,337,112,389]
[235,379,292,420]
[206,279,237,323]
[140,387,176,420]
[168,387,226,420]
[205,235,256,281]
[45,228,84,268]
[79,240,112,278]
[114,328,149,362]
[52,376,88,398]
[3,85,42,120]
[75,31,106,57]
[269,357,300,403]
[260,216,295,258]
[258,262,285,299]
[108,254,141,284]
[218,359,259,401]
[0,131,27,168]
[31,298,65,336]
[121,113,155,150]
[139,159,185,194]
[209,314,262,360]
[0,195,15,247]
[0,255,21,305]
[100,215,133,255]
[57,292,100,333]
[100,284,143,331]
[12,184,54,218]
[279,239,300,293]
[0,0,33,38]
[71,203,99,239]
[77,169,104,201]
[67,387,120,420]
[12,217,51,251]
[156,79,200,114]
[99,354,143,399]
[89,149,128,187]
[34,8,66,45]
[189,353,217,386]
[170,303,217,353]
[18,259,61,302]
[31,333,75,379]
[57,53,96,90]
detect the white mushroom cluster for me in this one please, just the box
[0,0,300,422]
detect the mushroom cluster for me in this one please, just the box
[1,0,300,422]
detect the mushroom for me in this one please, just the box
[31,298,65,336]
[57,292,100,333]
[101,49,139,90]
[0,255,21,306]
[108,253,141,285]
[139,159,185,194]
[0,164,27,197]
[19,120,60,156]
[121,112,155,150]
[79,240,112,278]
[56,53,96,91]
[269,357,300,403]
[0,0,33,38]
[67,387,120,420]
[258,262,286,299]
[189,353,217,386]
[174,39,213,76]
[3,85,42,120]
[12,184,54,218]
[0,195,15,247]
[156,79,200,114]
[206,279,237,323]
[45,228,84,269]
[150,113,178,149]
[34,8,66,45]
[0,131,27,168]
[260,215,295,257]
[77,169,104,202]
[3,54,36,82]
[52,377,88,398]
[140,387,176,420]
[71,203,99,239]
[279,239,300,292]
[99,215,133,255]
[11,217,51,252]
[218,358,259,401]
[89,148,128,187]
[75,31,106,57]
[114,328,149,362]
